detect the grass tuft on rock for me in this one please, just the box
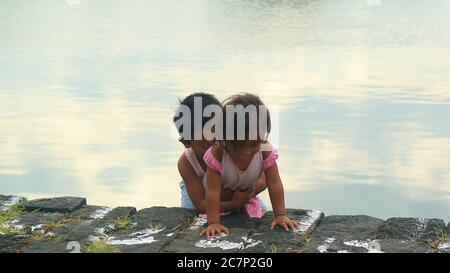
[83,239,120,253]
[114,215,131,230]
[0,201,27,235]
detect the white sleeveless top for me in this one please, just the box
[203,146,279,191]
[184,148,206,178]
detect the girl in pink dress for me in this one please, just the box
[201,93,300,237]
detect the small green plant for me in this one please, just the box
[83,239,120,253]
[44,219,62,232]
[30,231,46,241]
[270,244,281,253]
[296,236,310,248]
[115,215,131,230]
[179,217,196,231]
[52,236,68,243]
[0,203,25,226]
[0,225,27,235]
[0,202,27,235]
[149,221,164,231]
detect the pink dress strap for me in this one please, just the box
[263,148,279,171]
[203,147,223,174]
[184,148,206,178]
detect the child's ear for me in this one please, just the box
[179,139,192,148]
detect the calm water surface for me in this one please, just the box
[1,0,450,220]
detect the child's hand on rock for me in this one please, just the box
[270,215,300,231]
[200,223,230,238]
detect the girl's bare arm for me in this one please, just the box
[205,167,222,225]
[177,153,235,213]
[264,161,286,217]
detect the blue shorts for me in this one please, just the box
[179,180,267,211]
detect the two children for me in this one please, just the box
[174,92,299,237]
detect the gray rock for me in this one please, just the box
[163,213,262,253]
[378,239,434,253]
[376,217,446,242]
[71,206,137,221]
[103,207,197,253]
[71,205,109,219]
[301,215,385,253]
[24,197,87,213]
[252,209,324,253]
[53,219,117,244]
[0,195,25,211]
[163,228,252,253]
[0,234,29,253]
[20,239,72,253]
[3,211,65,234]
[131,207,197,230]
[105,207,137,220]
[107,227,174,253]
[437,241,450,253]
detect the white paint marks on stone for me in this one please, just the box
[241,236,263,249]
[195,234,262,251]
[31,224,44,232]
[412,218,429,240]
[90,223,120,241]
[344,239,383,253]
[109,228,164,246]
[189,217,207,231]
[437,242,450,251]
[0,196,23,211]
[195,234,241,251]
[293,210,322,235]
[94,228,107,236]
[90,207,113,220]
[166,233,174,237]
[2,219,25,231]
[317,237,335,253]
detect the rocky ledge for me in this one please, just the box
[1,194,449,253]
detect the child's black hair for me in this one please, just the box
[221,93,271,151]
[173,92,221,140]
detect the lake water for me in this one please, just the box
[1,0,449,221]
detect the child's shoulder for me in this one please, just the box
[177,151,192,174]
[261,142,277,160]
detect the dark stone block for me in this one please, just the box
[252,209,324,253]
[376,217,446,242]
[163,228,252,253]
[301,215,385,253]
[24,197,87,213]
[20,240,72,253]
[53,219,116,244]
[131,207,197,230]
[105,207,137,220]
[378,239,433,253]
[0,195,25,211]
[71,205,109,219]
[0,234,29,253]
[108,227,175,253]
[5,211,65,234]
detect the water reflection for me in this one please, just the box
[1,0,449,220]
